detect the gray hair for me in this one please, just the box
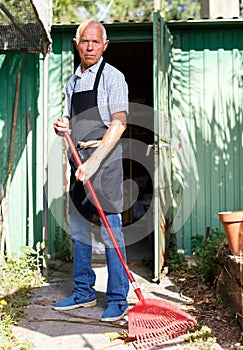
[75,20,107,43]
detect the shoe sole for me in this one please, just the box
[100,307,129,322]
[52,299,97,311]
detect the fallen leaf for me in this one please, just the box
[104,330,131,341]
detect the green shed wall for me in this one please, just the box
[167,21,243,253]
[47,28,74,253]
[0,51,43,253]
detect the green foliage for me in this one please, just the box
[214,293,223,307]
[52,0,201,24]
[0,0,37,24]
[105,0,154,22]
[167,249,185,272]
[54,226,73,262]
[0,243,46,349]
[161,0,200,20]
[0,246,45,293]
[191,228,225,283]
[0,305,34,349]
[226,307,236,319]
[20,240,50,274]
[167,233,186,272]
[185,325,217,349]
[52,0,80,23]
[142,255,153,268]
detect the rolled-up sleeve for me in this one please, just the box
[62,77,75,118]
[107,71,128,115]
[98,65,129,126]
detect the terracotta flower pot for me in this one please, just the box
[218,210,243,255]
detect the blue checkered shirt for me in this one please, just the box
[62,57,128,126]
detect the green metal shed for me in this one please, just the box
[48,14,243,279]
[1,13,243,280]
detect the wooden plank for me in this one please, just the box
[215,248,243,322]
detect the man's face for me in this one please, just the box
[75,23,109,71]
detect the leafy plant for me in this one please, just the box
[167,249,185,272]
[167,233,186,272]
[191,228,225,283]
[185,325,217,349]
[142,255,153,268]
[54,226,73,262]
[0,242,47,349]
[20,240,50,274]
[226,307,236,319]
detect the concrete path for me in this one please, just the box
[13,258,198,350]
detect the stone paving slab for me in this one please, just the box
[13,259,197,350]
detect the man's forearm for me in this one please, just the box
[74,112,127,183]
[89,115,126,165]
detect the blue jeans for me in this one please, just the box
[69,207,129,305]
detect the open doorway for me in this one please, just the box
[104,42,154,263]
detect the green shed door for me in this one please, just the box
[153,12,173,281]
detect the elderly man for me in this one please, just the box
[53,19,129,322]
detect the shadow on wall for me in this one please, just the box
[171,42,243,254]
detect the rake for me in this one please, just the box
[64,131,197,349]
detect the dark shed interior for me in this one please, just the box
[74,29,154,262]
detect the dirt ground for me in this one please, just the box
[13,257,242,350]
[170,270,242,349]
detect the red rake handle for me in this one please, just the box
[64,131,144,301]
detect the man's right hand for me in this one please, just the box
[53,117,71,136]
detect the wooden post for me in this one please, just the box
[2,68,22,258]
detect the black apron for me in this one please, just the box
[68,60,123,215]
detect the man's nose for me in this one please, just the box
[87,41,93,50]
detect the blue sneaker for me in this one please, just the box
[101,304,129,322]
[52,293,96,311]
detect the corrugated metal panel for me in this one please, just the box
[0,51,42,253]
[168,22,243,254]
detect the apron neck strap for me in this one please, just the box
[93,59,106,90]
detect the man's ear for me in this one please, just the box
[73,38,78,49]
[103,40,110,52]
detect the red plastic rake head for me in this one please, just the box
[128,298,197,349]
